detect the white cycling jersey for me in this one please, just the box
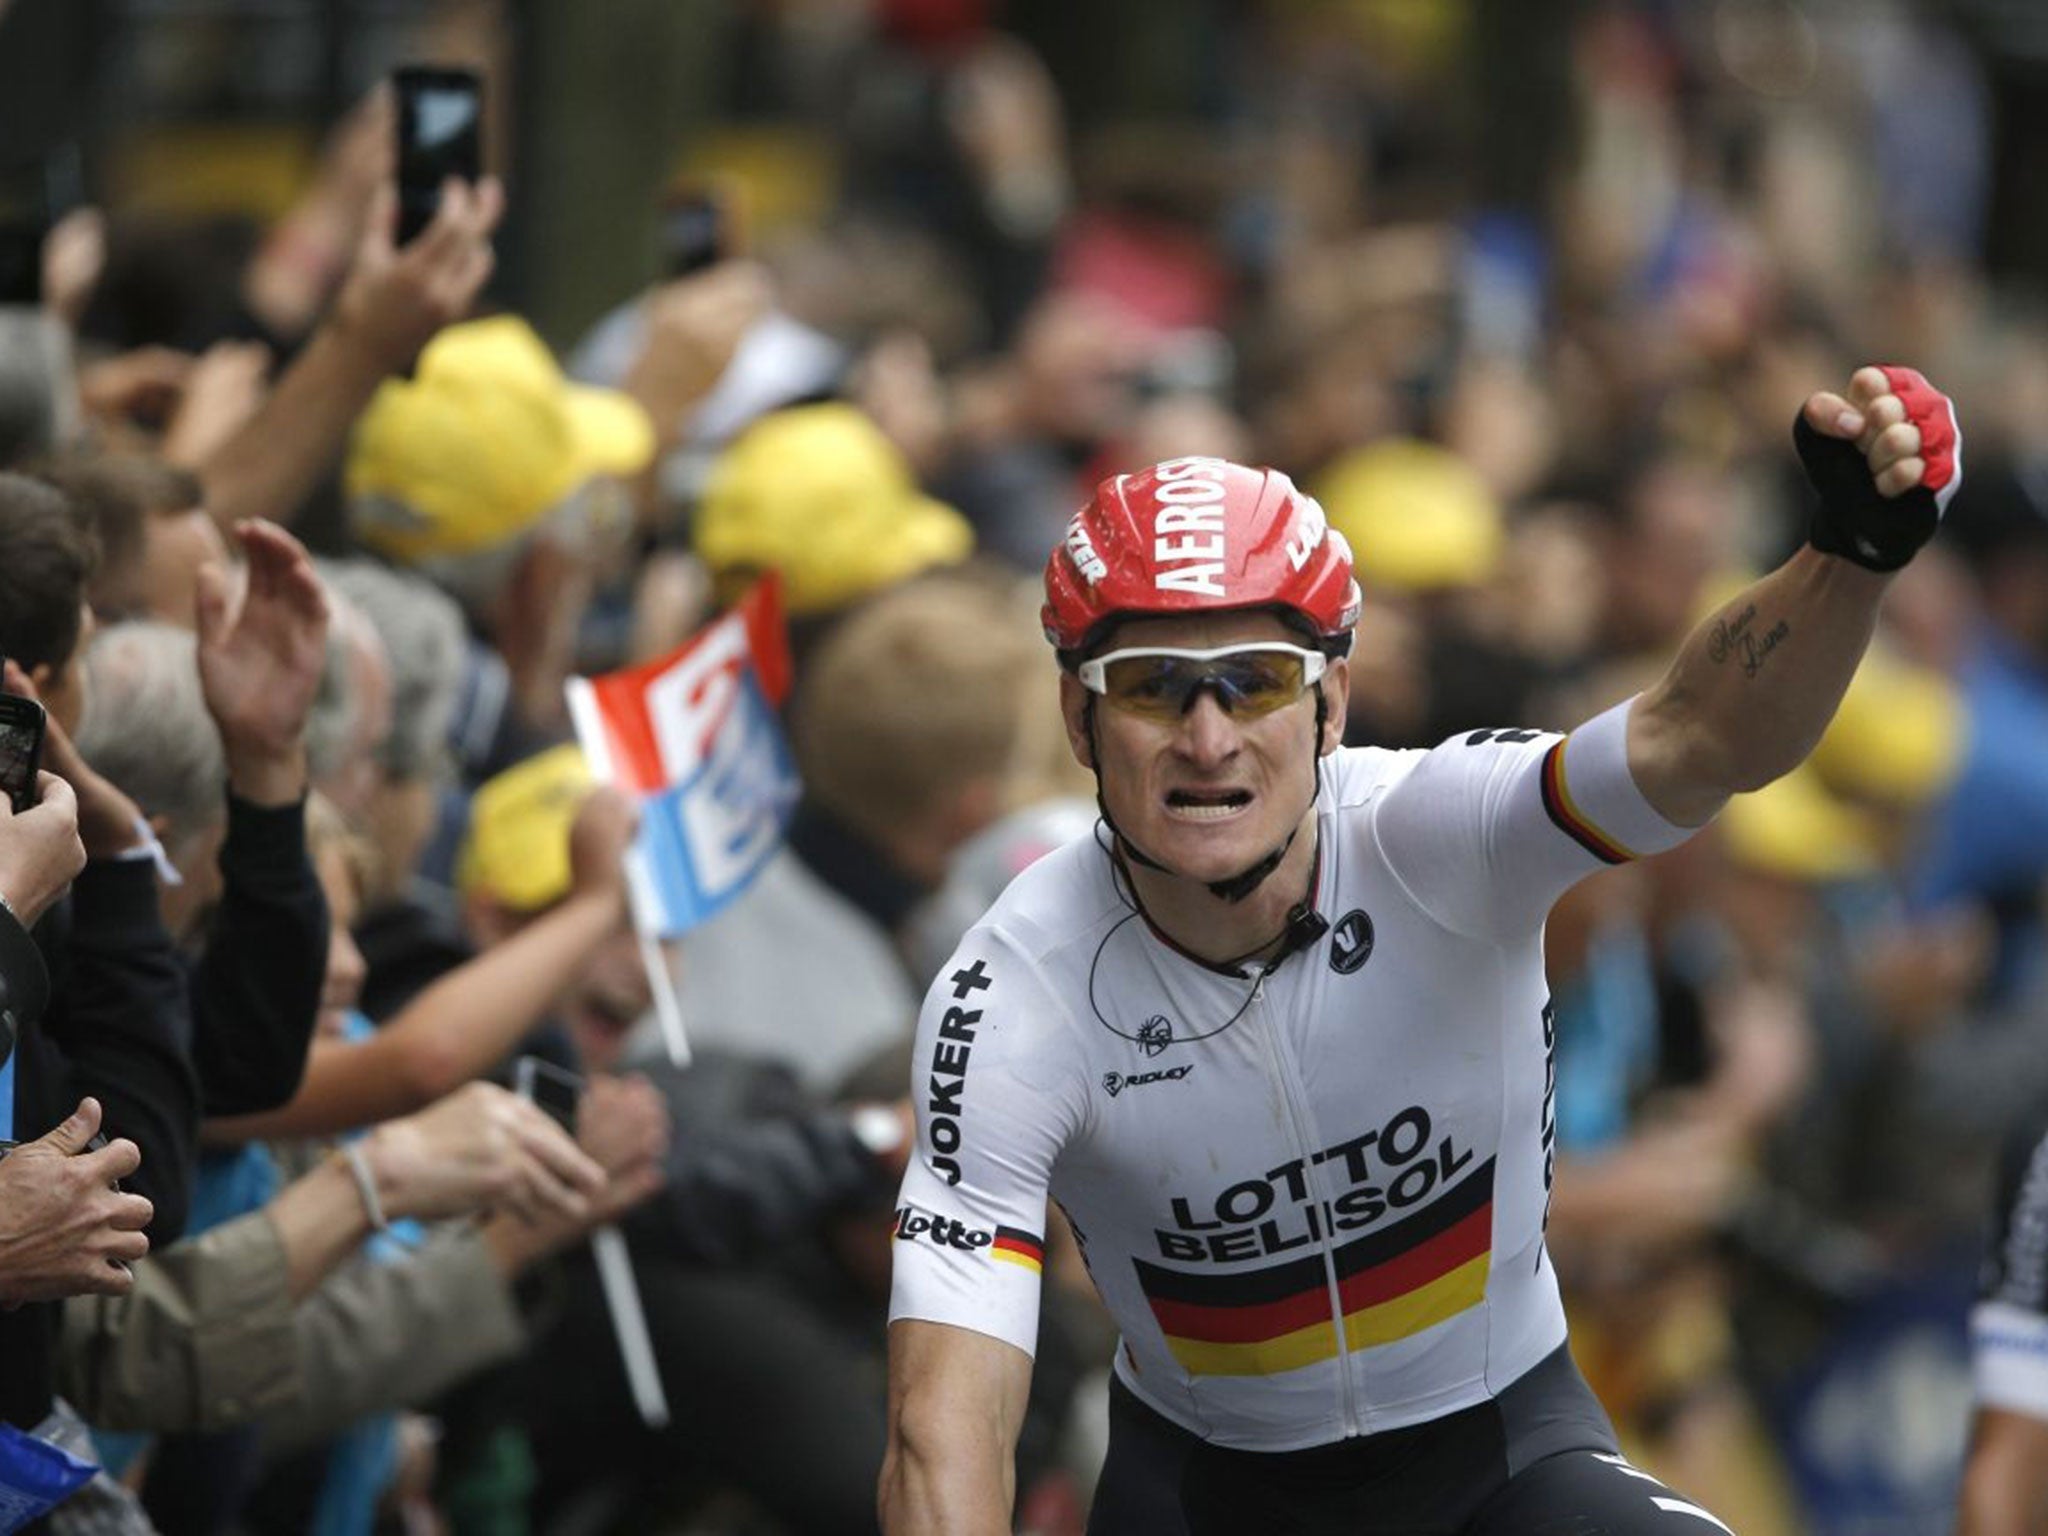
[888,697,1695,1452]
[1971,1104,2048,1420]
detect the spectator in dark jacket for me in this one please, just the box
[75,517,331,1118]
[0,471,199,1433]
[0,771,155,1309]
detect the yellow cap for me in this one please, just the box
[1718,767,1878,883]
[1810,654,1966,807]
[695,403,974,616]
[347,316,656,563]
[1314,439,1503,592]
[456,744,593,911]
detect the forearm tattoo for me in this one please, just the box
[1705,603,1791,680]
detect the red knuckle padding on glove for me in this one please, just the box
[1881,364,1958,495]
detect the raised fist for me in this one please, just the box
[1796,365,1961,573]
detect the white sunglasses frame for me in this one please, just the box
[1077,642,1329,708]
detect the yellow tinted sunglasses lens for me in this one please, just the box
[1099,650,1309,721]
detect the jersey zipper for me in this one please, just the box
[1247,966,1364,1439]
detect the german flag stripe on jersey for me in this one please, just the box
[1132,1159,1496,1377]
[1540,740,1636,865]
[992,1226,1044,1272]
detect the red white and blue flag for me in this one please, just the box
[566,578,800,939]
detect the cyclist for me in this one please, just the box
[1959,1104,2048,1534]
[881,367,1961,1535]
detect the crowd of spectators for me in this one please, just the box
[0,0,2043,1531]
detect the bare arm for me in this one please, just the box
[240,85,393,343]
[1958,1407,2048,1536]
[616,263,769,530]
[264,1153,377,1302]
[1627,367,1950,825]
[270,1079,604,1296]
[1627,546,1886,825]
[203,885,624,1142]
[204,790,635,1143]
[880,1319,1033,1536]
[200,178,501,531]
[63,1084,602,1434]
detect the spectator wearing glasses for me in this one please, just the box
[72,516,331,1121]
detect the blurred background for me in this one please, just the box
[11,1,2048,1532]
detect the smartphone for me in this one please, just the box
[0,693,45,815]
[513,1055,583,1137]
[393,66,484,245]
[658,188,727,279]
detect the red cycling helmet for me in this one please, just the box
[1042,457,1361,660]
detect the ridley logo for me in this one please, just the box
[1137,1015,1173,1057]
[1329,909,1375,975]
[1103,1065,1193,1097]
[1064,517,1109,584]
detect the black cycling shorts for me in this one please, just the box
[1086,1343,1735,1535]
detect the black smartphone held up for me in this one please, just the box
[658,188,727,280]
[513,1055,584,1137]
[0,692,45,815]
[393,66,483,245]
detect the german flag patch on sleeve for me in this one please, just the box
[992,1227,1045,1272]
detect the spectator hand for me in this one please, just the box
[947,37,1069,238]
[161,341,273,470]
[478,1077,666,1273]
[2,663,150,861]
[41,207,106,331]
[568,1073,669,1229]
[1797,365,1961,572]
[623,261,771,445]
[330,176,503,376]
[244,85,396,338]
[567,787,638,921]
[195,520,330,804]
[0,773,85,928]
[319,83,397,218]
[0,1098,153,1304]
[578,1073,669,1180]
[361,1081,606,1226]
[852,331,949,476]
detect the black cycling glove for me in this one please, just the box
[1796,364,1960,573]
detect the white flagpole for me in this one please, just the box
[626,845,691,1068]
[569,676,690,1067]
[591,1224,670,1429]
